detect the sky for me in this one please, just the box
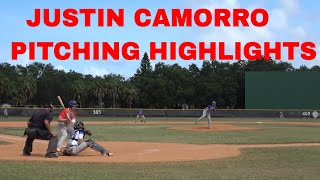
[0,0,319,78]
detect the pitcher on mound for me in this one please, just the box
[195,101,216,129]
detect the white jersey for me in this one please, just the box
[203,105,214,115]
[67,129,85,147]
[203,108,208,114]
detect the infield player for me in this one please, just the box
[3,108,8,119]
[58,120,113,156]
[195,101,216,129]
[57,100,78,151]
[135,109,146,123]
[280,111,285,120]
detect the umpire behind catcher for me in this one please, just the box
[22,103,58,158]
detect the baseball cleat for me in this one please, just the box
[101,151,113,156]
[23,151,31,156]
[45,153,58,158]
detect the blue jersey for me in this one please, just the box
[137,110,143,115]
[207,105,215,110]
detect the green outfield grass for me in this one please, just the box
[1,116,320,122]
[89,123,320,144]
[1,118,320,179]
[0,123,320,144]
[0,147,320,180]
[0,141,10,145]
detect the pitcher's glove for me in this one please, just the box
[85,129,93,136]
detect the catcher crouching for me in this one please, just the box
[58,120,113,157]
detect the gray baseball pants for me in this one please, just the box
[57,123,73,148]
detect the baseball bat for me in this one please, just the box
[57,96,66,109]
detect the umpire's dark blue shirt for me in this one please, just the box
[28,109,53,129]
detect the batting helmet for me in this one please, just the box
[68,100,78,108]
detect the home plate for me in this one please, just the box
[144,149,160,154]
[257,122,263,124]
[136,149,160,155]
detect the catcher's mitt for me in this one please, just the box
[85,129,93,136]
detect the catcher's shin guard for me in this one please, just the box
[86,139,111,156]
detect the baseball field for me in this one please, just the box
[0,117,320,179]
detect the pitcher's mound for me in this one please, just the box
[168,124,259,132]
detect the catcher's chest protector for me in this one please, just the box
[68,129,86,146]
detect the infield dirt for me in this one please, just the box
[0,121,319,163]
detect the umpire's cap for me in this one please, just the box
[43,102,54,109]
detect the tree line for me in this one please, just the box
[1,52,319,109]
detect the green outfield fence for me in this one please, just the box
[1,107,320,119]
[246,71,320,109]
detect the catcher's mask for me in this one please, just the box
[74,121,85,130]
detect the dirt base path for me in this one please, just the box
[0,121,320,163]
[0,134,241,163]
[1,134,320,163]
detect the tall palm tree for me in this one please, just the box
[92,80,110,108]
[125,88,138,109]
[0,77,10,104]
[19,77,37,105]
[8,81,23,106]
[72,81,85,107]
[109,83,121,108]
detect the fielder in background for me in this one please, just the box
[58,121,113,156]
[280,111,285,120]
[22,103,58,158]
[135,109,146,123]
[57,100,78,151]
[3,108,8,119]
[195,101,216,129]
